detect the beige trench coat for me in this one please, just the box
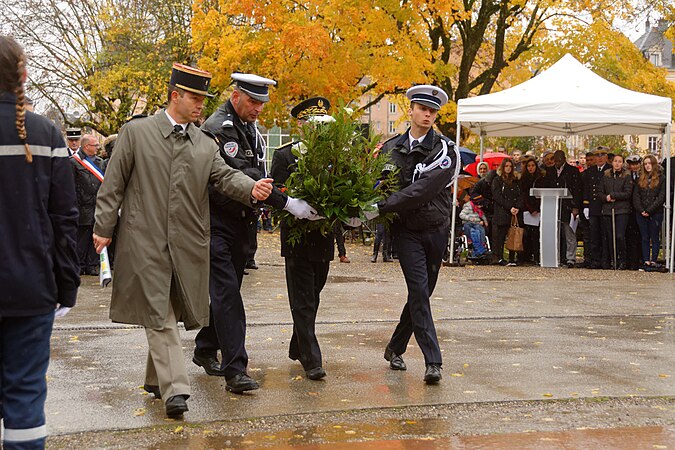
[94,111,255,330]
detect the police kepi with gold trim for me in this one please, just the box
[169,62,214,98]
[231,73,276,103]
[406,85,448,110]
[290,97,331,120]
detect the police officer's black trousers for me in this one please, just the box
[76,224,98,274]
[285,257,330,371]
[388,225,444,366]
[194,218,250,379]
[589,215,609,268]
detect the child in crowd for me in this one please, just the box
[460,192,490,258]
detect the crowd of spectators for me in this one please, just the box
[465,146,670,272]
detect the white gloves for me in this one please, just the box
[583,208,589,220]
[344,217,362,228]
[55,305,72,318]
[364,205,380,221]
[284,197,323,221]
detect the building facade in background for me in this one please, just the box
[633,19,675,157]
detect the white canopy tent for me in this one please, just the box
[452,54,673,271]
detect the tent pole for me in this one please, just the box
[480,134,484,163]
[449,121,461,265]
[665,123,673,273]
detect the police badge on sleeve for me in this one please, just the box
[223,141,238,157]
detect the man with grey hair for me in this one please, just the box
[70,133,104,275]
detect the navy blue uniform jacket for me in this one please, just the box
[0,92,79,316]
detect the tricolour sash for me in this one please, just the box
[72,152,104,182]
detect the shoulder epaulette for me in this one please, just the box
[221,113,234,128]
[274,141,298,152]
[201,128,220,144]
[124,113,147,123]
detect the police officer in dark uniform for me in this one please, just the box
[583,146,611,268]
[65,127,81,156]
[71,133,105,275]
[270,97,334,381]
[366,85,459,384]
[195,73,318,393]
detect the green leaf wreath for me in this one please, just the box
[279,106,399,246]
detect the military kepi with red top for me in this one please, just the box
[231,73,277,102]
[406,84,449,110]
[169,62,214,98]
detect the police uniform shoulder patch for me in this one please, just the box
[439,156,452,169]
[223,141,238,157]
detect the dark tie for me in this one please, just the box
[245,123,257,149]
[173,124,184,136]
[411,139,419,148]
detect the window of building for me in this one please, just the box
[374,121,381,131]
[388,121,396,134]
[648,136,659,152]
[389,103,396,114]
[648,52,662,67]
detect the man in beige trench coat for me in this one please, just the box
[93,63,274,418]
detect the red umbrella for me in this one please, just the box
[464,152,511,176]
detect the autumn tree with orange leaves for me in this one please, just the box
[192,0,675,137]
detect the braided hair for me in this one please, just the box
[0,36,32,163]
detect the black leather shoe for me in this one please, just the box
[165,395,188,418]
[245,261,258,270]
[383,255,393,262]
[306,367,326,380]
[384,345,406,370]
[192,353,225,376]
[424,364,442,384]
[143,383,161,400]
[225,373,259,394]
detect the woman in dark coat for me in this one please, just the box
[491,158,522,265]
[519,157,544,265]
[600,154,633,269]
[633,154,666,270]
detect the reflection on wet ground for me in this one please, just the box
[154,421,674,449]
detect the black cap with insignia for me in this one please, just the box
[290,97,331,120]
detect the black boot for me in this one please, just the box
[383,253,393,262]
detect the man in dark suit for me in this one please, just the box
[270,97,333,381]
[583,146,611,268]
[544,150,582,267]
[71,134,104,275]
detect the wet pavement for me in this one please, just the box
[46,233,674,447]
